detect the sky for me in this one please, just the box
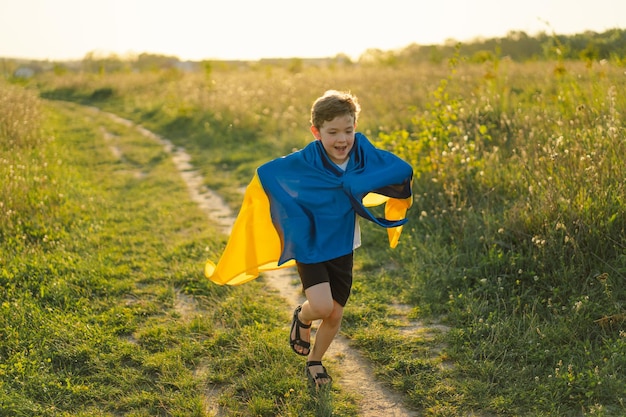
[1,0,625,61]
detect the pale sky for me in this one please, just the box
[1,0,625,61]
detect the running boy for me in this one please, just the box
[205,90,413,388]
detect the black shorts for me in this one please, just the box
[296,252,354,307]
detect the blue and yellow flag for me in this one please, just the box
[205,133,413,285]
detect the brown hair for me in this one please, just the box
[310,90,360,129]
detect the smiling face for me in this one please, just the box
[310,114,356,165]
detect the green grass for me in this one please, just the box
[0,94,360,416]
[4,56,626,416]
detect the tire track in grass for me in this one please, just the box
[95,107,419,417]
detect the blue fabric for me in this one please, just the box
[257,133,413,265]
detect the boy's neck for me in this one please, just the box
[336,158,349,171]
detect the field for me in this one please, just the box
[2,55,625,416]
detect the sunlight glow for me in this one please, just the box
[0,0,625,61]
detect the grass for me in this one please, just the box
[4,55,626,416]
[0,91,360,416]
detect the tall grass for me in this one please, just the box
[27,58,626,415]
[373,59,626,415]
[1,82,48,246]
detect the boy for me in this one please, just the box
[205,90,413,388]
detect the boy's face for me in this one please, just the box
[310,114,355,165]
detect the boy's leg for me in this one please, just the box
[291,281,334,356]
[300,282,334,321]
[300,283,343,384]
[307,300,343,359]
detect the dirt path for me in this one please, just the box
[96,108,419,416]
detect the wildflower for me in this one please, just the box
[532,236,546,247]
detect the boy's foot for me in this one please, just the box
[289,305,311,356]
[305,361,332,388]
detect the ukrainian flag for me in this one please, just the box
[205,133,413,285]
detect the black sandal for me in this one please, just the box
[305,361,332,388]
[289,305,311,356]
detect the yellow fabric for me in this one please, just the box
[362,192,412,248]
[205,174,412,286]
[204,173,295,285]
[362,192,388,207]
[384,195,412,248]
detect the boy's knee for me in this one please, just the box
[326,306,344,325]
[308,300,335,319]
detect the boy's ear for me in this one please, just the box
[310,125,321,140]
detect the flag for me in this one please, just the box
[205,133,413,285]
